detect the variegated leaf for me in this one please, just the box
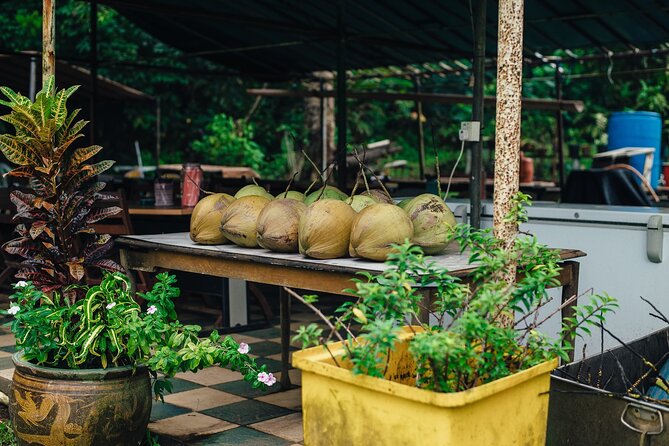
[53,85,78,127]
[0,113,40,139]
[0,135,38,165]
[67,145,102,167]
[86,206,122,224]
[84,237,114,260]
[10,190,36,213]
[29,221,47,239]
[54,133,84,161]
[55,108,81,146]
[5,166,35,178]
[66,261,85,281]
[0,86,31,107]
[88,259,124,273]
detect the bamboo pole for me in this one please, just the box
[493,0,524,250]
[42,0,56,85]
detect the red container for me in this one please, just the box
[663,163,669,186]
[181,163,203,207]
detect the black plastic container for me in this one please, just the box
[547,328,669,445]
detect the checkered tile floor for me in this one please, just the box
[0,311,323,445]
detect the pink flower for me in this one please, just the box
[257,372,276,386]
[237,342,250,354]
[147,305,157,315]
[106,302,116,310]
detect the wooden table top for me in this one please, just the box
[128,206,194,216]
[117,232,585,278]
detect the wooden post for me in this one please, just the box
[493,0,524,249]
[42,0,56,85]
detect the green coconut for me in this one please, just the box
[189,193,235,244]
[274,190,306,202]
[349,203,414,261]
[397,197,414,210]
[221,195,270,247]
[345,194,378,212]
[304,185,348,206]
[360,189,394,204]
[404,193,456,255]
[234,184,273,200]
[299,199,356,259]
[256,199,307,252]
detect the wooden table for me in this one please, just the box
[128,206,194,216]
[117,232,584,387]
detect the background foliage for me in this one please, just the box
[1,1,667,181]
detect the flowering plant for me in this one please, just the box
[5,272,274,398]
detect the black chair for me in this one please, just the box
[563,168,652,206]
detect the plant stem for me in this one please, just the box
[282,287,352,356]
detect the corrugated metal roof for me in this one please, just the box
[100,0,669,79]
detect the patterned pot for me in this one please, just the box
[9,353,152,446]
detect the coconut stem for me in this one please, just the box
[315,162,336,201]
[302,149,324,182]
[353,147,371,194]
[183,172,214,196]
[282,171,299,198]
[430,125,443,199]
[352,147,392,200]
[349,170,362,198]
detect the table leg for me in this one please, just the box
[560,261,580,362]
[418,289,434,324]
[119,249,137,293]
[280,287,292,388]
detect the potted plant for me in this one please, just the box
[0,79,274,446]
[291,194,618,446]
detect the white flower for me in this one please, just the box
[7,305,19,315]
[106,302,116,310]
[237,342,250,354]
[146,305,157,315]
[13,281,27,289]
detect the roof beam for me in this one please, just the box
[246,88,584,112]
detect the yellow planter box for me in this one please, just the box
[292,327,558,446]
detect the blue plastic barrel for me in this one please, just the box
[607,111,663,188]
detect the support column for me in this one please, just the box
[555,64,566,201]
[279,287,292,388]
[414,77,426,180]
[156,98,162,171]
[90,0,98,145]
[493,0,524,249]
[336,0,348,191]
[471,0,486,229]
[42,0,56,84]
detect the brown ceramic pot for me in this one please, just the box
[9,353,152,446]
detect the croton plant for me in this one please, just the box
[0,76,121,298]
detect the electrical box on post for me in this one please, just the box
[459,121,481,142]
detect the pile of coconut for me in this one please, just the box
[190,180,456,262]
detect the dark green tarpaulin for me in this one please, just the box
[100,0,669,79]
